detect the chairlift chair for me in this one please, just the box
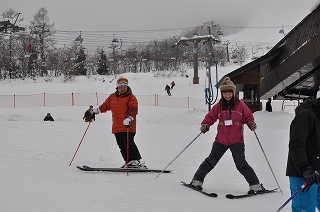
[75,36,83,42]
[217,29,223,35]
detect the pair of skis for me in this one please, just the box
[181,181,278,199]
[77,166,276,199]
[77,165,171,173]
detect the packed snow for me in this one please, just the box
[1,65,299,212]
[1,2,314,209]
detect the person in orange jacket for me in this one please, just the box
[92,76,146,169]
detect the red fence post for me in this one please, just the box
[155,94,158,106]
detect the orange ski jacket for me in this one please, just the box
[98,87,138,133]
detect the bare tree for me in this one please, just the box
[0,11,250,80]
[0,9,24,79]
[29,7,56,77]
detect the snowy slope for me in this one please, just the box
[1,4,316,210]
[1,66,297,212]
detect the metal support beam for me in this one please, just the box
[173,34,220,84]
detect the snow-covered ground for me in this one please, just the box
[1,65,298,212]
[2,2,317,210]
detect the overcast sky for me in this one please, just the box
[2,0,319,52]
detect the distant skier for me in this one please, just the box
[170,81,175,89]
[266,98,272,112]
[165,84,171,96]
[44,113,54,121]
[83,105,95,122]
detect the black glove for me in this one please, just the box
[248,121,257,131]
[303,170,320,186]
[200,124,210,134]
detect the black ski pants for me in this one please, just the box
[114,132,142,162]
[193,141,260,186]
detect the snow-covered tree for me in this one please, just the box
[29,7,56,77]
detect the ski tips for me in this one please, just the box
[208,193,218,197]
[225,194,235,199]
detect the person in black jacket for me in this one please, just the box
[44,113,54,121]
[83,105,95,122]
[286,94,320,211]
[266,98,272,112]
[165,84,171,96]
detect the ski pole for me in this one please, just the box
[126,125,130,176]
[69,121,91,166]
[253,131,283,195]
[155,132,202,179]
[276,182,307,212]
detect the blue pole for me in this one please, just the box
[276,182,307,212]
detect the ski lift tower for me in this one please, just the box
[75,32,84,53]
[108,34,122,74]
[74,32,88,75]
[203,21,218,111]
[172,33,220,84]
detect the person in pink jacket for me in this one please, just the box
[189,77,265,194]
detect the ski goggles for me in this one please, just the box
[117,78,128,85]
[222,89,234,93]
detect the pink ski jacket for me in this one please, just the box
[201,100,254,145]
